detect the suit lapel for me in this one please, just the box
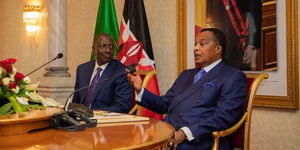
[90,60,116,105]
[168,62,225,112]
[80,61,95,104]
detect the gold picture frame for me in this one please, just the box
[177,0,298,109]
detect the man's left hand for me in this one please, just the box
[169,129,186,150]
[243,45,257,64]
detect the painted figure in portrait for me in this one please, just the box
[195,0,277,71]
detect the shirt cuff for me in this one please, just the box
[247,45,255,48]
[180,127,195,141]
[135,87,145,102]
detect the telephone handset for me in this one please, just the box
[52,109,97,132]
[67,109,97,127]
[52,113,86,132]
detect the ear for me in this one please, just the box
[92,46,96,54]
[215,45,222,54]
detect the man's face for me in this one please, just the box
[194,31,221,68]
[93,35,114,65]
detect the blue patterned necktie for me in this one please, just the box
[84,67,102,108]
[193,69,206,84]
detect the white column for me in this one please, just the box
[44,0,69,77]
[38,0,74,104]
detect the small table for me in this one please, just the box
[0,118,174,150]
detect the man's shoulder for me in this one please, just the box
[182,68,198,73]
[221,63,247,79]
[110,59,125,65]
[178,68,198,78]
[78,60,94,66]
[108,59,126,69]
[223,63,244,74]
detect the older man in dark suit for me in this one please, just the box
[73,33,133,113]
[128,28,247,150]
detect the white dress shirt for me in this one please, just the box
[89,62,109,85]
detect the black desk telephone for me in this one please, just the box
[52,103,97,132]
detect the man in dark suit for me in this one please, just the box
[206,0,261,70]
[128,28,247,150]
[73,33,133,113]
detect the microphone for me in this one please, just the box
[126,63,137,74]
[56,53,63,59]
[64,63,137,112]
[25,53,64,77]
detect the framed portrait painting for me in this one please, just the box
[177,0,298,109]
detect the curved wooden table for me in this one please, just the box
[0,118,174,150]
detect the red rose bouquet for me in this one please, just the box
[0,58,60,116]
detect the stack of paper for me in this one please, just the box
[91,110,149,124]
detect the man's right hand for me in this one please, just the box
[127,71,142,94]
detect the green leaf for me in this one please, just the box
[0,103,12,115]
[18,88,27,94]
[23,104,45,110]
[6,109,15,115]
[0,88,5,99]
[16,93,27,99]
[7,96,25,113]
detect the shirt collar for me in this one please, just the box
[94,61,109,72]
[203,59,222,73]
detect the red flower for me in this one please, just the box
[2,64,13,73]
[0,81,3,86]
[0,58,16,69]
[7,58,17,64]
[0,60,8,66]
[8,82,17,89]
[15,72,25,82]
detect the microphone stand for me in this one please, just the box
[25,53,63,77]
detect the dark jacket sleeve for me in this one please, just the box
[138,71,188,114]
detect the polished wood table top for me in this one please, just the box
[0,118,174,150]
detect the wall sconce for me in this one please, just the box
[23,2,41,35]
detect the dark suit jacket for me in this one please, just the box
[72,59,133,113]
[207,0,262,70]
[138,61,247,150]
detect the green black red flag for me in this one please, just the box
[117,0,163,120]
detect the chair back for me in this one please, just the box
[211,73,268,150]
[128,70,157,115]
[233,73,269,150]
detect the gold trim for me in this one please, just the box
[177,0,187,75]
[263,67,277,71]
[263,0,276,6]
[254,0,299,109]
[177,0,299,109]
[24,4,41,12]
[211,73,269,150]
[265,61,277,66]
[261,25,276,30]
[128,70,158,116]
